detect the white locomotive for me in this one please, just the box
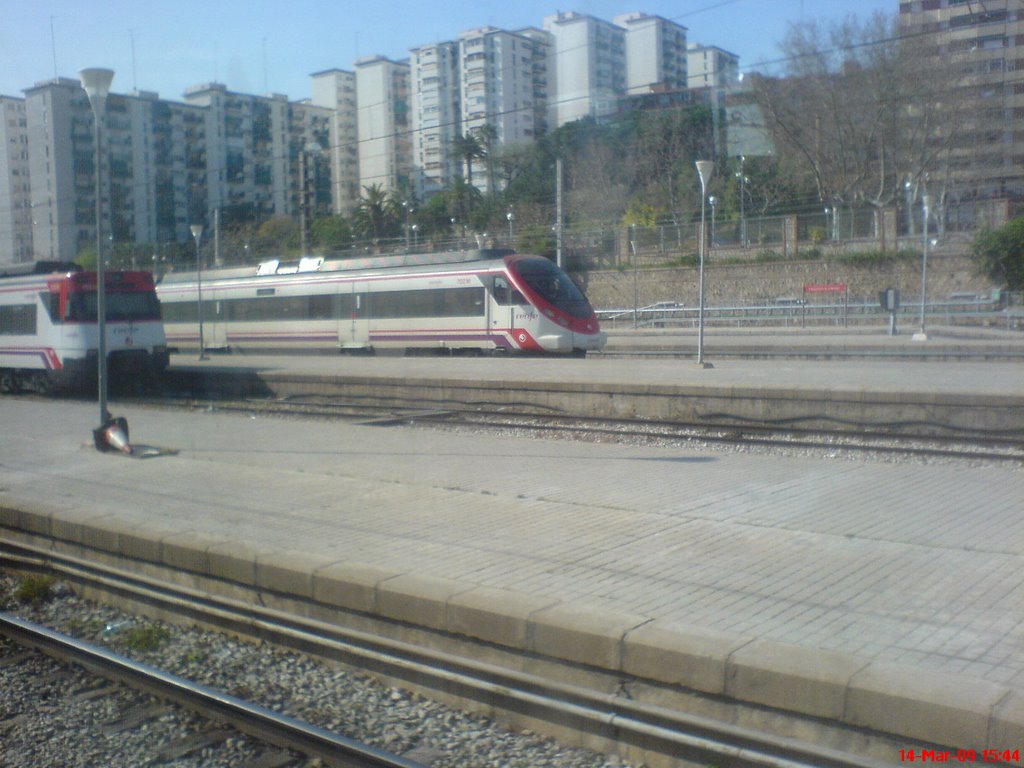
[0,262,169,393]
[156,249,606,356]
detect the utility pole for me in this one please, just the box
[555,157,563,268]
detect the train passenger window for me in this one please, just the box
[309,294,332,320]
[368,287,484,318]
[0,303,37,335]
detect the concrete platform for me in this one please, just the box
[2,394,1024,762]
[163,332,1024,439]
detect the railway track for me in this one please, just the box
[1,541,897,768]
[137,393,1024,465]
[0,611,427,768]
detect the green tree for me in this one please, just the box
[443,176,483,237]
[255,216,298,255]
[972,217,1024,290]
[312,215,352,253]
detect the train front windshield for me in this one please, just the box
[66,291,162,322]
[512,257,593,319]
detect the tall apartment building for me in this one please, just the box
[14,76,331,266]
[409,41,462,198]
[0,96,32,265]
[458,26,549,142]
[898,0,1024,199]
[21,78,200,263]
[288,99,333,223]
[184,84,294,225]
[614,12,688,94]
[310,69,360,215]
[22,78,92,263]
[408,27,550,198]
[543,11,626,128]
[687,44,739,89]
[354,56,411,195]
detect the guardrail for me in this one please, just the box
[597,298,1023,330]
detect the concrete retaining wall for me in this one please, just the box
[578,254,993,311]
[3,504,1022,766]
[166,368,1024,439]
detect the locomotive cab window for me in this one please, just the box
[493,276,527,306]
[66,292,162,322]
[41,292,62,323]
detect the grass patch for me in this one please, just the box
[833,248,918,266]
[15,574,55,605]
[124,624,171,652]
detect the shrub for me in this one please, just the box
[972,217,1024,290]
[833,249,918,266]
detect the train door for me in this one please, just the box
[341,281,370,350]
[489,275,515,347]
[203,298,228,349]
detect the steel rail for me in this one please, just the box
[0,611,426,768]
[1,540,895,768]
[134,394,1024,462]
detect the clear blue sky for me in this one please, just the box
[1,0,896,101]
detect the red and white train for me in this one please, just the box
[0,262,169,393]
[156,249,607,356]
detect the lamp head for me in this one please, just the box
[79,68,114,112]
[696,160,714,190]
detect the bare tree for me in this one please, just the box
[753,11,965,217]
[631,107,715,225]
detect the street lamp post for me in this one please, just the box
[913,195,932,342]
[403,201,412,252]
[708,195,717,247]
[696,160,714,369]
[506,210,514,244]
[191,224,207,359]
[80,67,118,448]
[735,155,747,247]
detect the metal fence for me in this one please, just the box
[597,293,1023,331]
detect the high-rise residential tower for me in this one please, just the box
[615,12,688,94]
[354,55,411,195]
[310,69,360,215]
[543,11,626,128]
[0,96,32,265]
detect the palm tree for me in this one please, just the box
[352,184,393,244]
[474,124,499,198]
[453,133,485,188]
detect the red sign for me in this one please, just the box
[804,283,847,293]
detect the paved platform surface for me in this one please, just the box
[3,396,1023,692]
[168,329,1024,397]
[599,324,1024,358]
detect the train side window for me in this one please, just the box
[41,292,62,323]
[495,276,527,306]
[0,304,37,335]
[494,276,511,305]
